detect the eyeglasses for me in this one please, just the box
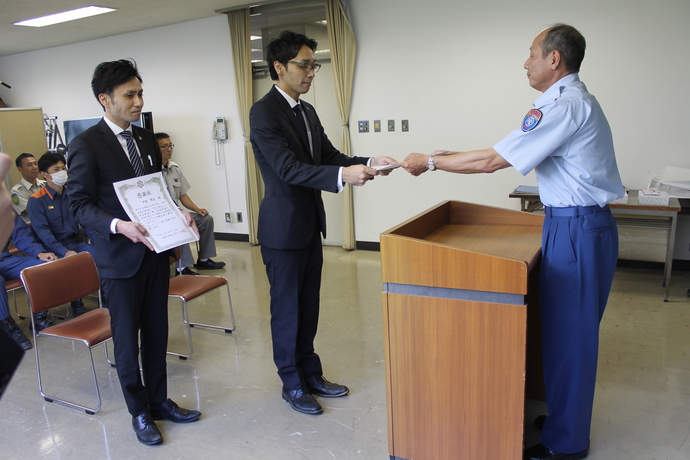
[287,61,321,73]
[159,144,174,150]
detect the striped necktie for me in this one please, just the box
[120,130,145,176]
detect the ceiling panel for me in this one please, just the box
[0,0,273,57]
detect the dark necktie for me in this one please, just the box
[120,130,145,177]
[293,104,308,137]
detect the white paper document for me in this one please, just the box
[113,172,199,253]
[374,163,400,171]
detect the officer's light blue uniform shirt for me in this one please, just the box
[494,73,624,207]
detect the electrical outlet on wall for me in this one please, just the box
[225,212,243,223]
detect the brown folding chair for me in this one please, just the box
[6,278,24,317]
[9,277,69,321]
[21,252,112,414]
[168,247,235,359]
[6,246,28,319]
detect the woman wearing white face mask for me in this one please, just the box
[26,152,99,328]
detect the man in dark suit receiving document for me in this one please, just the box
[250,30,397,415]
[67,59,200,446]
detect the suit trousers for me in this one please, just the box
[103,250,170,416]
[261,230,324,391]
[179,212,216,267]
[539,206,618,454]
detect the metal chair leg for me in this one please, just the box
[34,335,106,414]
[187,283,236,333]
[166,297,194,360]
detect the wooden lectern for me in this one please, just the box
[380,201,545,460]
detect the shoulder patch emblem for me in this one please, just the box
[521,109,542,132]
[11,194,19,206]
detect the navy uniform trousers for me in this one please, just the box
[539,205,618,454]
[0,256,44,319]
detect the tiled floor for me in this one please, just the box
[1,241,689,459]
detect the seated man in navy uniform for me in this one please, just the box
[27,152,95,319]
[0,212,57,347]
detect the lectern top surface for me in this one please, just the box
[424,222,542,264]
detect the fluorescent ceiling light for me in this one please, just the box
[14,6,116,28]
[250,35,262,40]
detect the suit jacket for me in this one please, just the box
[66,118,162,279]
[250,86,368,250]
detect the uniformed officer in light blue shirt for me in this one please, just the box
[401,24,623,460]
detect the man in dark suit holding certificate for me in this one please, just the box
[67,59,200,445]
[250,31,396,415]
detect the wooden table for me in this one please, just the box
[509,189,681,301]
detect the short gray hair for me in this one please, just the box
[541,24,586,73]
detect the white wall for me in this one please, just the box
[0,15,248,235]
[1,1,689,254]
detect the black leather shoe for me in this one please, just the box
[178,267,199,276]
[30,311,54,333]
[71,299,86,317]
[281,387,323,415]
[132,414,163,445]
[523,443,589,460]
[535,415,547,431]
[305,376,349,398]
[1,316,32,350]
[194,259,226,270]
[150,399,201,423]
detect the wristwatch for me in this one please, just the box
[427,154,437,171]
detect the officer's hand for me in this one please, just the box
[400,153,429,177]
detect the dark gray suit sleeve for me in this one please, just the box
[67,134,115,239]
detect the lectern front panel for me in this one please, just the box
[384,293,527,460]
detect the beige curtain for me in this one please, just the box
[227,9,263,245]
[325,0,357,250]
